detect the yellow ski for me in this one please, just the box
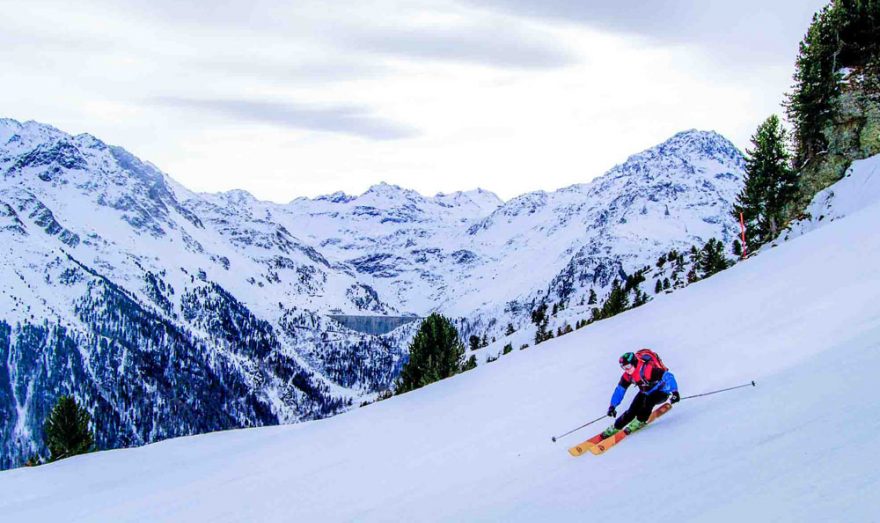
[567,402,672,457]
[589,402,672,456]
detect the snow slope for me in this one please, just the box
[1,158,878,521]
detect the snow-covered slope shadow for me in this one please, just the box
[1,157,879,521]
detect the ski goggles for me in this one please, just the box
[620,363,634,370]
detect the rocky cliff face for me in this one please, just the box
[792,69,880,214]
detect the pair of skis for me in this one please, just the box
[568,402,672,457]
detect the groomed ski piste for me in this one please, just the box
[1,156,879,522]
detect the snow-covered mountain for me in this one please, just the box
[273,131,743,316]
[3,155,878,522]
[219,128,744,336]
[0,118,411,468]
[0,117,744,468]
[451,129,745,338]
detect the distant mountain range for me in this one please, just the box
[0,117,744,468]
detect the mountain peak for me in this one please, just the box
[651,129,743,164]
[0,117,22,131]
[431,188,503,217]
[666,128,729,145]
[0,119,19,145]
[220,189,258,204]
[314,191,355,204]
[598,129,744,185]
[360,182,424,203]
[0,117,67,146]
[363,181,404,195]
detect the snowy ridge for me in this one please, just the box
[268,128,744,323]
[1,155,878,521]
[452,129,745,340]
[0,117,744,468]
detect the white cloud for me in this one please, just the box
[152,97,419,140]
[0,0,830,201]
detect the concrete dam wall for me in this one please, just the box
[327,315,421,336]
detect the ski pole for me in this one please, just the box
[551,414,606,443]
[681,380,756,401]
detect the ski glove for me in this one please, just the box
[669,391,680,404]
[607,406,617,417]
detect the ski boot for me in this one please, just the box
[623,418,647,435]
[600,425,619,439]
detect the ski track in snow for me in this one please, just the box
[0,156,878,521]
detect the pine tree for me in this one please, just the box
[534,326,551,345]
[699,238,732,278]
[395,313,465,394]
[732,239,743,257]
[587,289,597,305]
[468,334,481,352]
[654,279,663,294]
[656,253,667,268]
[598,280,629,319]
[502,343,513,355]
[633,290,649,307]
[462,355,478,371]
[733,114,797,245]
[531,302,552,344]
[43,395,94,462]
[531,302,547,327]
[623,270,646,294]
[786,5,842,170]
[786,2,880,178]
[505,323,515,336]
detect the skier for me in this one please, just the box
[601,349,680,438]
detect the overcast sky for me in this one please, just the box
[1,0,828,201]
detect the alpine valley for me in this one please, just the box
[0,117,745,469]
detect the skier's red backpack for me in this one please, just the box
[635,348,667,371]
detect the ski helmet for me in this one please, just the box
[619,352,637,367]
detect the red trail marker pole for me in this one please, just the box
[739,212,748,259]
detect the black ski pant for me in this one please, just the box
[613,389,669,430]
